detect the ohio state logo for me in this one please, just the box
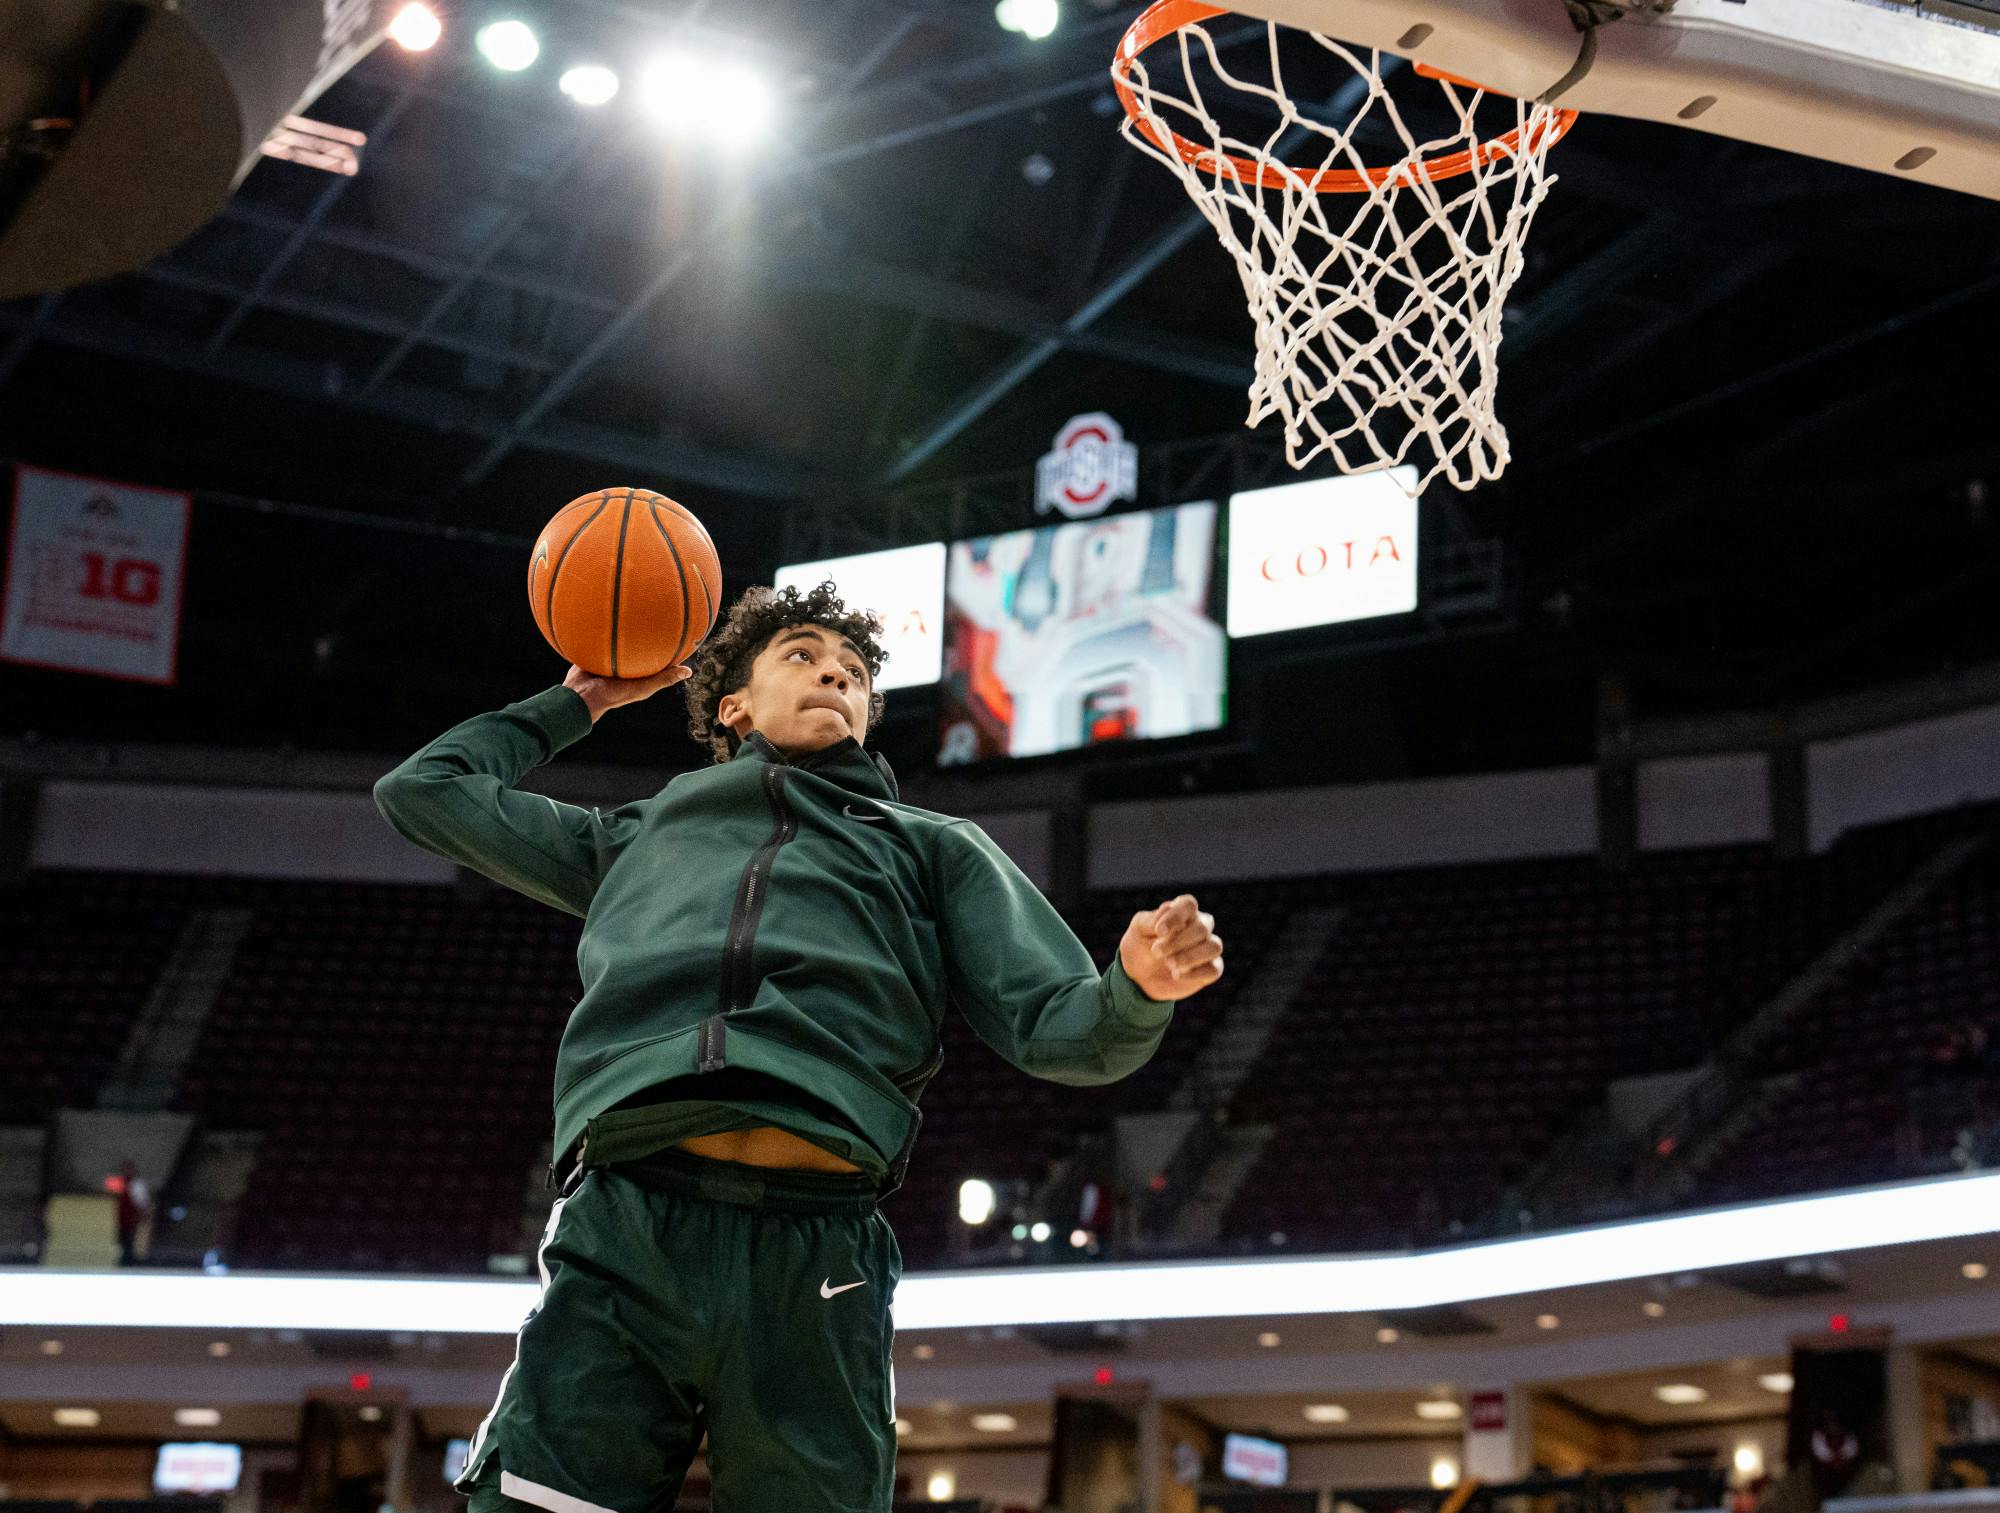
[1035,413,1138,519]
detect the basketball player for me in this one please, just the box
[373,579,1223,1513]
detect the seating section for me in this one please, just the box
[1218,810,1968,1253]
[1697,837,2000,1204]
[174,881,579,1272]
[2,801,1993,1271]
[0,871,197,1122]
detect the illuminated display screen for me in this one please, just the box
[1226,467,1418,637]
[940,502,1223,764]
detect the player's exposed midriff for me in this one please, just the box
[676,1126,864,1174]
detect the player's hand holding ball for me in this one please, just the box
[563,662,693,725]
[529,487,723,721]
[1119,894,1223,1002]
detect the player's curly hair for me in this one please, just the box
[684,579,889,763]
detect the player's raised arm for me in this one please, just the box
[935,821,1222,1085]
[372,664,686,918]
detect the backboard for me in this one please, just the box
[1223,0,2000,201]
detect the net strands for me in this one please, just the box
[1114,6,1578,492]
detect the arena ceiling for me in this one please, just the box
[2,0,1999,779]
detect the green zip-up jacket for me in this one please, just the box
[372,683,1172,1189]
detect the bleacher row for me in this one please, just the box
[1,802,1994,1272]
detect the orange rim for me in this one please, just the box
[1111,0,1580,194]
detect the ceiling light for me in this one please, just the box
[358,1404,383,1422]
[559,65,620,107]
[638,52,777,148]
[476,20,540,72]
[1069,1229,1090,1249]
[1029,1221,1051,1243]
[1304,1403,1350,1423]
[1416,1400,1463,1421]
[1643,1301,1666,1318]
[388,2,442,51]
[1655,1384,1709,1405]
[40,1339,63,1355]
[1759,1372,1794,1394]
[971,1413,1018,1432]
[1735,1443,1765,1477]
[54,1407,101,1427]
[927,1470,956,1501]
[1376,1327,1400,1344]
[207,1341,232,1357]
[894,1417,911,1436]
[1536,1313,1560,1329]
[912,1343,935,1361]
[1257,1331,1281,1348]
[1431,1458,1460,1490]
[174,1408,222,1428]
[958,1179,996,1227]
[995,0,1059,40]
[1965,1262,1990,1280]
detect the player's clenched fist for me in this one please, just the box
[1118,893,1223,1003]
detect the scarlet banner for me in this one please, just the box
[0,465,190,685]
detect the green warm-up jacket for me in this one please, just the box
[372,684,1172,1190]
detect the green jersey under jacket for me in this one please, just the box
[372,684,1172,1191]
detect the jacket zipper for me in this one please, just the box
[702,764,796,1070]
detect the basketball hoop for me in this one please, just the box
[1112,0,1580,492]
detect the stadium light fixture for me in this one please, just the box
[638,52,777,148]
[388,2,442,51]
[995,0,1059,40]
[559,65,620,107]
[958,1179,997,1226]
[476,20,540,72]
[8,1170,2000,1336]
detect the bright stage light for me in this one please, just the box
[958,1179,997,1227]
[559,65,620,107]
[639,52,777,147]
[388,2,442,51]
[476,20,540,72]
[996,0,1059,40]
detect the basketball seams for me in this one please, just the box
[545,495,612,662]
[645,503,695,669]
[608,488,633,679]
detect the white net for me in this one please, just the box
[1114,11,1577,493]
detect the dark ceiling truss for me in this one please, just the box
[451,8,932,489]
[204,83,425,357]
[0,294,817,499]
[876,57,1406,486]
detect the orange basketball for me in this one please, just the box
[527,488,723,679]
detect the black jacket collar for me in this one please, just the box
[734,730,900,803]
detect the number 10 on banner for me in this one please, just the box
[0,466,189,685]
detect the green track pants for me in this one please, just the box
[457,1147,900,1513]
